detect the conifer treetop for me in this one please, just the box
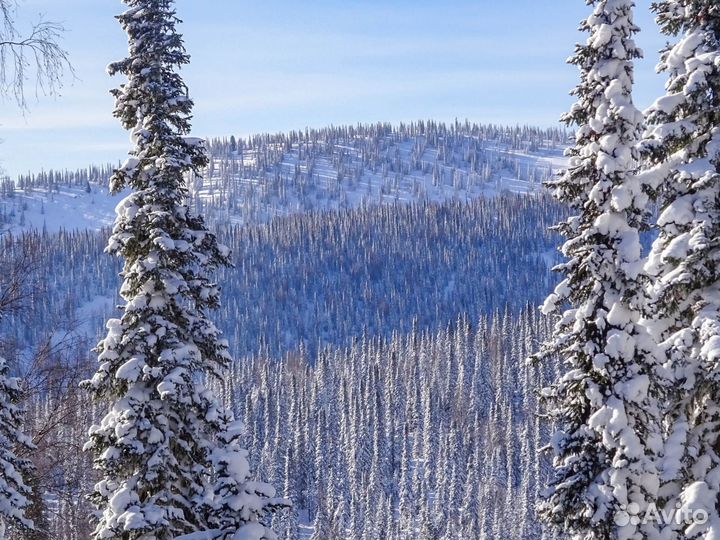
[108,0,207,196]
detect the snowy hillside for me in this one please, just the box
[1,121,567,233]
[0,184,124,233]
[0,121,569,540]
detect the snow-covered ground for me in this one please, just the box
[0,185,127,233]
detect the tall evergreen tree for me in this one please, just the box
[535,1,662,538]
[0,358,34,538]
[82,1,283,538]
[642,1,720,536]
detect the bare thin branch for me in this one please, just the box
[0,0,73,109]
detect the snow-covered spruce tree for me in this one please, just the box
[534,1,662,539]
[82,1,284,539]
[0,357,34,538]
[641,1,720,536]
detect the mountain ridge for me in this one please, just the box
[1,120,568,233]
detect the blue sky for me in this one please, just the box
[1,1,668,178]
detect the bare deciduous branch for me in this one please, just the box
[0,0,72,109]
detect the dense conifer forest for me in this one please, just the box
[0,186,563,538]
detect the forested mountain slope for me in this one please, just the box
[0,121,569,539]
[0,194,564,361]
[28,310,556,539]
